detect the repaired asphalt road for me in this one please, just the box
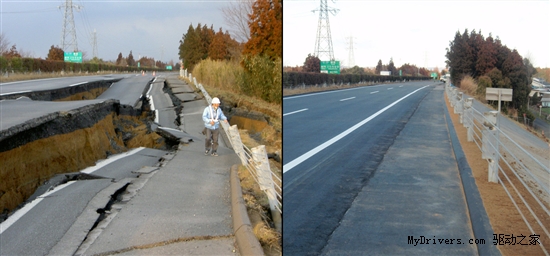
[283,82,498,255]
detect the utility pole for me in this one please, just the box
[92,29,98,58]
[161,45,164,63]
[59,0,81,52]
[313,0,338,61]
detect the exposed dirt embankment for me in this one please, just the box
[0,103,167,216]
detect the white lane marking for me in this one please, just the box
[399,85,403,87]
[0,181,77,234]
[370,91,379,94]
[0,90,31,96]
[155,109,159,123]
[388,87,393,90]
[158,127,183,132]
[283,84,386,100]
[70,82,87,87]
[149,95,155,111]
[283,108,308,116]
[340,97,355,102]
[283,85,429,173]
[146,83,153,96]
[81,147,146,174]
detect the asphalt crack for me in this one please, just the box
[89,234,235,256]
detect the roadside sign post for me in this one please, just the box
[484,88,512,184]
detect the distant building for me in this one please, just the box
[532,77,550,89]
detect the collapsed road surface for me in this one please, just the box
[0,74,174,253]
[0,147,170,256]
[1,73,254,255]
[0,74,129,101]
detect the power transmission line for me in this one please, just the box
[346,35,356,68]
[92,29,98,58]
[313,0,338,61]
[59,0,81,52]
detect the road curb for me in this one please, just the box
[443,95,501,256]
[230,164,264,256]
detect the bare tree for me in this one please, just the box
[221,0,253,43]
[0,33,11,56]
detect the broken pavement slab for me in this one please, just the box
[174,93,197,102]
[155,126,200,144]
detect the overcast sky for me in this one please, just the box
[1,0,233,64]
[284,0,550,69]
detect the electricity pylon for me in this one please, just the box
[313,0,338,61]
[59,0,81,52]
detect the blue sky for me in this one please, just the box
[1,0,233,64]
[284,0,550,69]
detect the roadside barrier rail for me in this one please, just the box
[180,69,282,232]
[446,84,550,255]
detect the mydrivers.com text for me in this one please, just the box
[408,235,486,246]
[408,234,541,246]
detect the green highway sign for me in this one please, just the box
[64,52,82,63]
[166,65,173,70]
[320,60,340,74]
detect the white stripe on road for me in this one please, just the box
[0,90,31,96]
[388,87,393,90]
[155,109,159,123]
[81,147,147,174]
[70,82,88,87]
[370,91,379,94]
[339,97,355,102]
[283,85,429,173]
[283,108,308,116]
[399,85,403,87]
[0,181,77,234]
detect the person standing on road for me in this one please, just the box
[202,97,228,156]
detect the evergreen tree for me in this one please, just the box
[388,58,397,76]
[209,28,229,61]
[127,51,135,66]
[375,59,383,75]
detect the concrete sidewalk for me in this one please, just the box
[77,76,261,255]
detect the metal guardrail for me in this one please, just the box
[446,84,550,255]
[180,69,282,232]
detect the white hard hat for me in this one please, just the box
[212,97,220,104]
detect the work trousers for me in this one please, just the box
[205,128,220,152]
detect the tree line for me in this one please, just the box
[445,29,536,114]
[178,0,281,104]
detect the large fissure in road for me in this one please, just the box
[0,97,172,220]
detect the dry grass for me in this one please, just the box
[460,75,478,96]
[238,166,281,256]
[192,59,241,93]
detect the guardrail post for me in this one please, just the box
[228,125,247,165]
[450,88,457,108]
[482,111,499,183]
[454,92,463,114]
[251,145,282,232]
[457,92,464,122]
[464,98,474,142]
